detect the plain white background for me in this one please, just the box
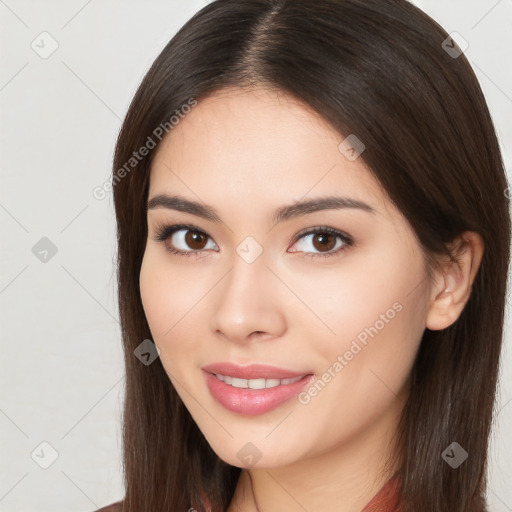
[0,1,510,510]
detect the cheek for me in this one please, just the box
[139,249,201,339]
[139,249,215,384]
[296,252,428,431]
[284,242,427,355]
[291,243,428,426]
[292,302,425,456]
[139,254,171,338]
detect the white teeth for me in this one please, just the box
[231,377,248,388]
[248,378,266,389]
[215,374,303,389]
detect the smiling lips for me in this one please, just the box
[202,363,315,416]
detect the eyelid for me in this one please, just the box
[153,223,211,244]
[290,225,352,245]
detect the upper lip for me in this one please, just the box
[202,362,312,380]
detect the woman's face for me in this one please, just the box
[140,86,432,469]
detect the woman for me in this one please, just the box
[97,0,510,510]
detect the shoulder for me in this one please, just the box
[94,500,123,512]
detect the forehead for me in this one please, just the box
[149,87,388,214]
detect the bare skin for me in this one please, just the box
[139,86,483,511]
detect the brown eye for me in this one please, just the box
[289,226,353,258]
[183,230,209,250]
[311,232,337,252]
[169,228,216,253]
[154,224,218,256]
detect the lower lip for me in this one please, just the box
[203,371,314,416]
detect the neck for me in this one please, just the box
[227,388,405,512]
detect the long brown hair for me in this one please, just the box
[111,1,511,510]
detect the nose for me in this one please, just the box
[209,252,287,345]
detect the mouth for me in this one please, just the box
[201,363,315,416]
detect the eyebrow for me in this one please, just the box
[147,194,376,224]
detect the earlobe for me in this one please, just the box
[425,231,484,331]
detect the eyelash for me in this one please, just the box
[152,223,354,260]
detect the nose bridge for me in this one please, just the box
[220,233,268,302]
[211,243,285,342]
[219,247,268,314]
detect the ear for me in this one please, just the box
[425,231,484,331]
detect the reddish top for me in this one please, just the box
[95,474,401,511]
[361,474,401,512]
